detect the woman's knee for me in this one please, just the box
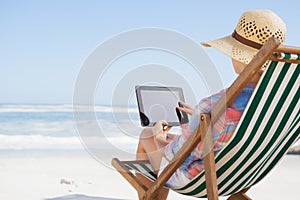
[139,127,153,140]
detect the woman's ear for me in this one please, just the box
[232,59,247,74]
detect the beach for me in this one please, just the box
[0,104,299,200]
[0,150,299,200]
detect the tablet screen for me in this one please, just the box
[135,85,186,126]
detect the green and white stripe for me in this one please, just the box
[277,52,300,60]
[127,162,157,181]
[125,58,299,198]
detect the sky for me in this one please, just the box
[0,0,299,105]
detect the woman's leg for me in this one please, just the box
[135,127,169,199]
[136,127,165,173]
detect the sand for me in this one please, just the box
[0,150,299,200]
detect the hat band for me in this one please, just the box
[232,30,262,49]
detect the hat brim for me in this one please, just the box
[201,35,259,64]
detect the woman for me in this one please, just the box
[135,9,286,198]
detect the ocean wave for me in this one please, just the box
[0,115,141,139]
[0,104,140,152]
[0,120,76,137]
[0,134,138,151]
[0,104,138,113]
[0,134,82,150]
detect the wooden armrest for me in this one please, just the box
[144,114,206,199]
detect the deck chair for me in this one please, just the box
[111,37,300,200]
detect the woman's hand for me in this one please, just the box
[177,101,193,115]
[152,120,172,148]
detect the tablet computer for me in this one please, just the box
[135,85,189,127]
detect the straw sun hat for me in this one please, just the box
[201,10,286,64]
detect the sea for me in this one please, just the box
[0,104,146,155]
[0,103,298,155]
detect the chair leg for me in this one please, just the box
[227,193,251,200]
[137,173,169,200]
[112,158,169,200]
[200,114,219,200]
[111,158,148,196]
[227,188,251,200]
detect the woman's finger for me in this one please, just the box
[179,101,193,110]
[177,106,193,115]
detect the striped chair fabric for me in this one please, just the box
[124,57,300,198]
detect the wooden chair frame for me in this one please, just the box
[112,37,300,200]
